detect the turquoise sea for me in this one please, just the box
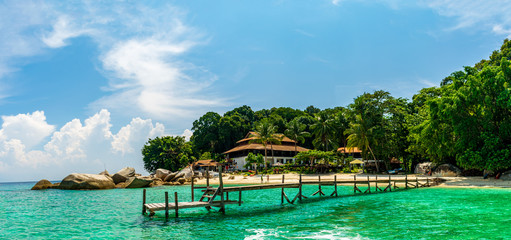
[1,181,510,239]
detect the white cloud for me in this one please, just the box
[332,0,342,6]
[418,79,437,88]
[0,111,55,149]
[418,0,511,36]
[0,109,165,182]
[181,129,193,141]
[0,1,226,122]
[42,15,93,48]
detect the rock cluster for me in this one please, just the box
[31,166,205,190]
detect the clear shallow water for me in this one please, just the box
[1,182,510,239]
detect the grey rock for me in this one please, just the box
[433,164,462,177]
[125,176,153,188]
[112,167,136,184]
[31,179,54,190]
[155,168,171,180]
[59,173,115,190]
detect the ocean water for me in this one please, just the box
[1,181,510,239]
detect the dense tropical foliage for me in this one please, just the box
[143,39,511,174]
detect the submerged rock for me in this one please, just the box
[59,173,115,190]
[31,179,54,190]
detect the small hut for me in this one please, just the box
[192,159,220,172]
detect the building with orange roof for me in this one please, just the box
[224,131,309,170]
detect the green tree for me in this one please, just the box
[142,136,194,172]
[191,112,221,153]
[244,152,265,174]
[311,111,336,151]
[284,119,310,156]
[345,114,379,172]
[250,119,280,168]
[295,150,334,166]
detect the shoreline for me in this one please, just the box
[193,173,511,189]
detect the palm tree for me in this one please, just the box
[311,112,336,151]
[284,119,310,157]
[250,119,280,169]
[344,114,380,172]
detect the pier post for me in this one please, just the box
[165,192,169,220]
[354,175,357,194]
[191,176,194,202]
[239,188,242,206]
[375,176,378,191]
[319,175,322,195]
[299,174,302,201]
[334,175,338,196]
[389,175,392,192]
[142,189,146,215]
[405,175,408,189]
[206,170,210,187]
[416,177,419,188]
[218,165,225,213]
[426,178,429,187]
[366,176,371,193]
[174,192,179,218]
[281,175,285,204]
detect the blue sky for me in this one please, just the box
[1,0,510,182]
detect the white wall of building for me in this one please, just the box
[231,156,297,170]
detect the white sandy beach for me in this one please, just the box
[194,173,511,189]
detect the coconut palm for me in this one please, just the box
[344,114,379,172]
[250,119,280,169]
[284,119,310,157]
[311,112,336,151]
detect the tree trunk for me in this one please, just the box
[294,142,298,163]
[367,145,380,173]
[271,142,275,167]
[264,143,268,170]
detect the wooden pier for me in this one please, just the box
[143,167,434,219]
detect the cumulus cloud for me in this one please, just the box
[0,109,165,182]
[0,111,55,149]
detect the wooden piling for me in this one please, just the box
[142,189,146,215]
[365,176,371,193]
[318,175,322,194]
[354,175,356,194]
[389,175,392,192]
[206,170,210,187]
[426,178,429,187]
[191,176,194,202]
[281,175,285,204]
[239,188,242,206]
[405,175,408,189]
[218,165,225,213]
[416,177,419,188]
[334,175,338,196]
[174,192,179,218]
[165,191,169,220]
[299,174,302,201]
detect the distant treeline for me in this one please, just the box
[144,39,511,173]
